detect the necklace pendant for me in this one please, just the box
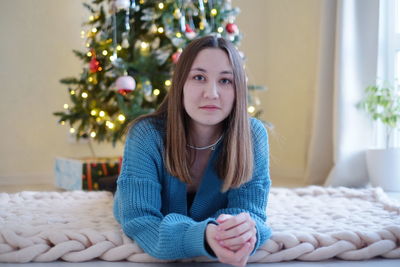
[187,134,224,151]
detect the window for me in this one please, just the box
[375,0,400,147]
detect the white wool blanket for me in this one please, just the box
[0,186,399,263]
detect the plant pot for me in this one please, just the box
[365,148,400,192]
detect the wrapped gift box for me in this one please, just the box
[55,157,121,191]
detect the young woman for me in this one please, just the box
[113,35,271,267]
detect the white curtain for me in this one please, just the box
[306,0,380,187]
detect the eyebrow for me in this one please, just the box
[190,67,233,75]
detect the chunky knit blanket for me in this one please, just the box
[0,186,399,263]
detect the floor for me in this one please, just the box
[1,259,400,267]
[1,180,399,267]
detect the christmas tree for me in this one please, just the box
[54,0,263,146]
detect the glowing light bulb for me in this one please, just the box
[90,109,97,116]
[174,9,181,18]
[140,42,149,49]
[63,104,69,109]
[157,27,164,33]
[199,22,205,30]
[158,3,164,9]
[90,131,96,138]
[88,77,93,82]
[165,80,171,86]
[139,0,144,4]
[116,45,122,51]
[118,114,126,122]
[102,50,108,56]
[70,90,75,95]
[98,67,102,71]
[60,121,65,125]
[86,43,90,48]
[217,27,223,33]
[87,51,92,57]
[211,9,217,16]
[110,55,116,61]
[81,92,88,98]
[153,89,160,96]
[106,121,115,129]
[176,32,182,38]
[89,15,94,21]
[69,128,76,134]
[91,28,97,33]
[99,111,105,117]
[248,106,255,113]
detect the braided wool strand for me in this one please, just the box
[0,186,399,263]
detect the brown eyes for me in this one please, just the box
[193,75,232,85]
[193,75,205,81]
[220,78,232,85]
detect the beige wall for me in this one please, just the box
[0,0,124,185]
[0,0,320,186]
[235,0,320,183]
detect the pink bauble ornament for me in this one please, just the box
[115,75,136,95]
[172,51,181,64]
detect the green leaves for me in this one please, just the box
[358,85,400,130]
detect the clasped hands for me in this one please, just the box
[206,212,257,267]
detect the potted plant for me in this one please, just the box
[357,84,400,192]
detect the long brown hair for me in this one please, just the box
[131,35,253,192]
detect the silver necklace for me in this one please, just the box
[187,135,223,151]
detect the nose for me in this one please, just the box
[203,81,219,99]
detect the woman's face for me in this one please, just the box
[183,48,235,130]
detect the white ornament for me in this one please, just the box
[122,38,130,48]
[115,75,136,90]
[185,31,196,40]
[115,0,131,11]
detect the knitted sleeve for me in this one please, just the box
[113,119,216,260]
[212,118,272,253]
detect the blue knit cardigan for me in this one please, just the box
[113,117,272,260]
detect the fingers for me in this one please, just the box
[218,227,255,247]
[218,212,251,231]
[208,223,253,266]
[219,226,256,251]
[216,213,256,247]
[235,236,257,267]
[237,256,249,267]
[214,212,256,250]
[217,221,255,241]
[218,241,252,266]
[226,244,242,252]
[216,214,232,223]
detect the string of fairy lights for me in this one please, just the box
[57,0,260,142]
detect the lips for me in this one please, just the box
[199,105,221,110]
